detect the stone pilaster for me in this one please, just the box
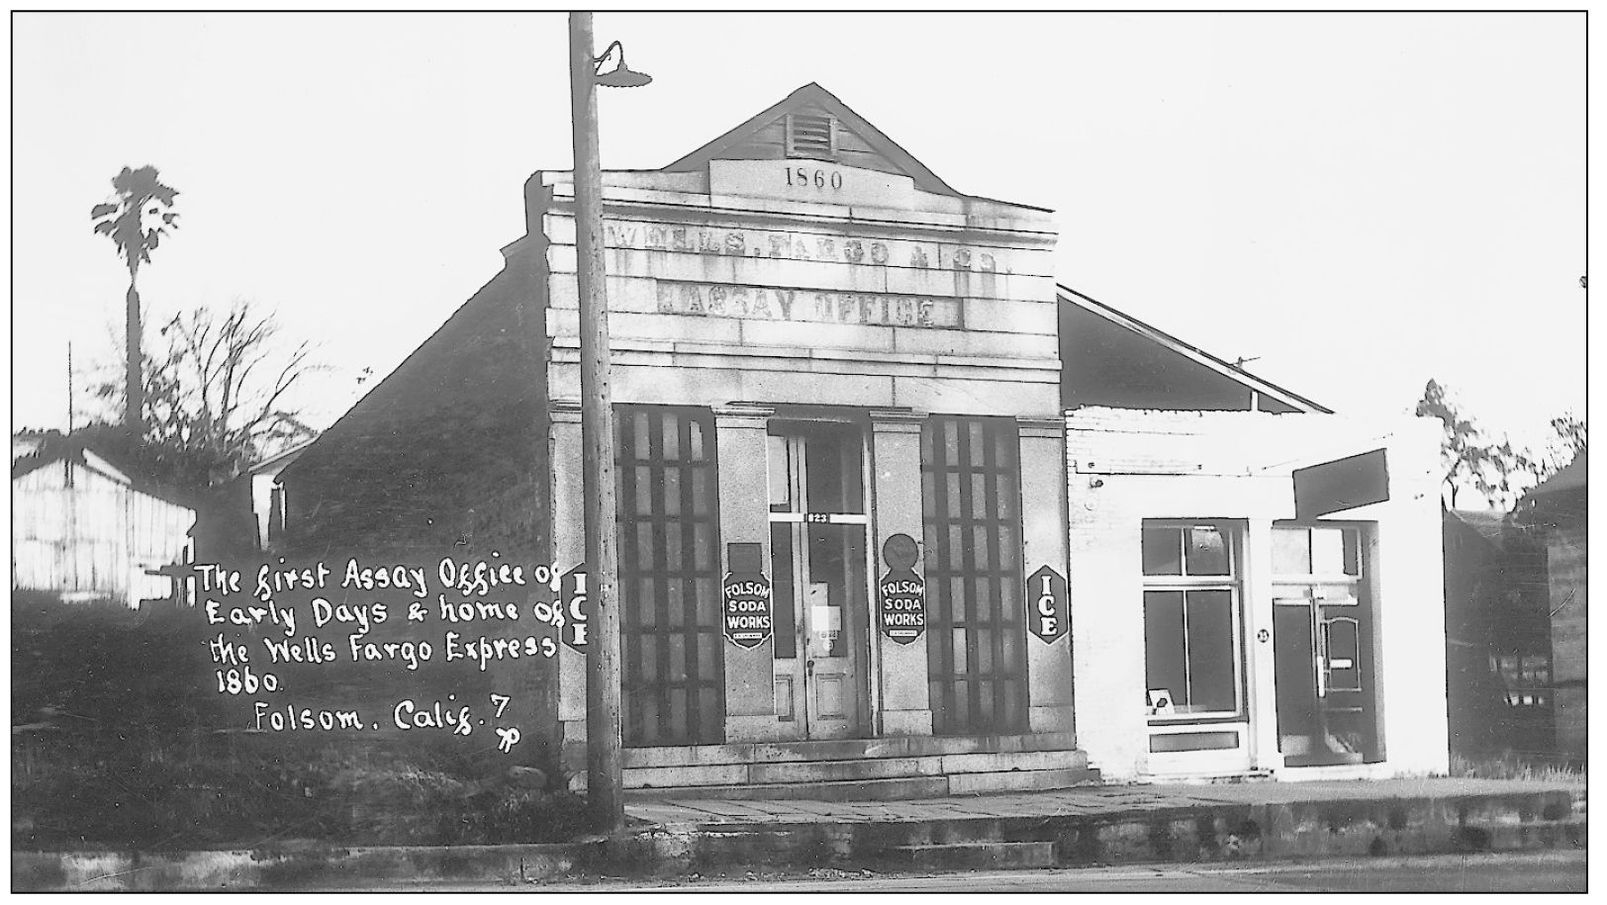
[714,404,780,742]
[869,410,934,736]
[1018,417,1075,735]
[548,401,588,773]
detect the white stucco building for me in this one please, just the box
[1067,408,1448,781]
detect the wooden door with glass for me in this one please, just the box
[767,421,870,740]
[1272,524,1379,767]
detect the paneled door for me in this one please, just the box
[767,422,869,740]
[1272,525,1378,767]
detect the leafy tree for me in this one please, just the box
[1415,379,1539,511]
[1543,414,1587,474]
[90,165,180,437]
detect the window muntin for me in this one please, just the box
[1272,525,1360,581]
[1142,521,1244,721]
[1142,524,1230,577]
[1272,525,1364,612]
[617,405,725,746]
[922,416,1028,735]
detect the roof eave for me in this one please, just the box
[1057,284,1333,415]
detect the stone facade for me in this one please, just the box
[537,147,1070,755]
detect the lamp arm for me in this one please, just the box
[593,40,625,71]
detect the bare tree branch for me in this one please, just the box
[83,299,321,490]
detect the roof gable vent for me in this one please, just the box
[785,112,837,159]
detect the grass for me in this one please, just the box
[1449,751,1585,784]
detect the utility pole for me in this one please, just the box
[569,10,625,834]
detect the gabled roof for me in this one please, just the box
[12,440,128,483]
[1518,450,1587,531]
[1058,285,1332,414]
[661,82,961,197]
[250,439,312,476]
[11,440,195,509]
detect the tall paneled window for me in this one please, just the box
[921,415,1028,735]
[1141,522,1244,721]
[617,405,724,747]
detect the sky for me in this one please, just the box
[10,11,1587,459]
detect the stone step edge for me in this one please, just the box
[623,752,1091,789]
[609,732,1082,770]
[622,774,950,802]
[617,767,1099,801]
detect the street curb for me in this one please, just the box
[11,840,603,891]
[11,788,1584,890]
[604,790,1585,877]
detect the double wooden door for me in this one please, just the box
[767,422,869,740]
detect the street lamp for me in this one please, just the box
[568,12,650,835]
[593,40,653,88]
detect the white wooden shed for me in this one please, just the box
[12,445,196,607]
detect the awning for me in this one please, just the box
[1293,448,1389,519]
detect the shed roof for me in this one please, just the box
[11,439,196,509]
[1528,451,1586,499]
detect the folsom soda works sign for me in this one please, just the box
[722,542,773,649]
[878,534,926,644]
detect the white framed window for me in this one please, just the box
[1272,523,1362,587]
[1141,521,1245,723]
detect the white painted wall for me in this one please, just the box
[1067,407,1448,781]
[248,445,306,550]
[12,453,196,607]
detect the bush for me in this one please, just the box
[12,591,583,850]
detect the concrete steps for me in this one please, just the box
[620,731,1081,768]
[627,750,1091,789]
[624,768,1102,802]
[573,732,1101,801]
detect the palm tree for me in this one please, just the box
[91,165,180,437]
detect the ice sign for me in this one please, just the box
[1027,564,1068,644]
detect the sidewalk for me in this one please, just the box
[626,777,1579,827]
[612,777,1585,876]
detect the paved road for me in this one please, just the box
[523,851,1586,894]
